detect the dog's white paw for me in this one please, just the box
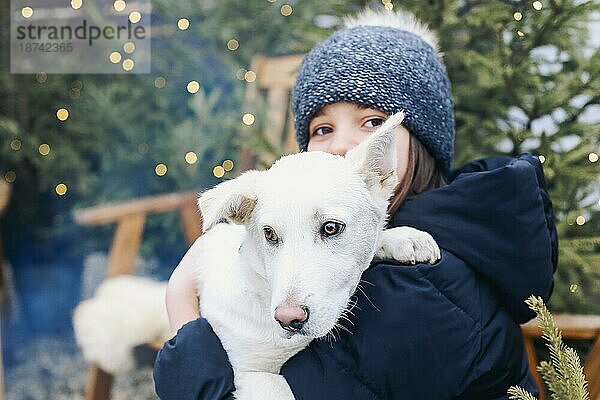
[375,226,440,265]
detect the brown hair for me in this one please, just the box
[387,134,447,216]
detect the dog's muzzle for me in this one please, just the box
[275,304,310,333]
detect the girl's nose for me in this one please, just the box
[328,131,362,156]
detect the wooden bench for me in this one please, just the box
[522,314,600,400]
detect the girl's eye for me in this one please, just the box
[364,118,385,129]
[312,126,333,136]
[320,221,345,237]
[263,226,279,243]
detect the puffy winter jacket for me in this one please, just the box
[154,154,557,400]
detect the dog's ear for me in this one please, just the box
[345,111,404,201]
[198,170,261,232]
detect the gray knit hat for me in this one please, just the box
[292,9,455,173]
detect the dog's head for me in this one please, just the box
[199,112,404,339]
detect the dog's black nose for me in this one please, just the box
[275,304,310,332]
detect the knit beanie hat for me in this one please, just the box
[292,8,455,173]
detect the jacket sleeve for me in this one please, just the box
[153,318,235,400]
[390,153,557,323]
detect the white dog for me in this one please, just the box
[194,111,440,399]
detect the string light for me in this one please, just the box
[280,5,293,16]
[38,143,50,156]
[213,166,225,178]
[538,155,546,163]
[187,81,200,94]
[185,151,198,164]
[154,77,166,88]
[138,143,149,154]
[178,18,190,30]
[56,108,69,121]
[575,215,585,225]
[10,139,22,151]
[569,284,578,293]
[517,30,525,37]
[122,59,134,71]
[588,152,598,162]
[123,42,135,53]
[71,0,82,9]
[109,52,122,63]
[129,11,141,23]
[242,113,255,125]
[382,0,392,4]
[113,0,126,12]
[155,163,167,176]
[513,11,523,21]
[55,183,68,196]
[4,171,16,183]
[36,72,47,83]
[532,1,542,10]
[21,7,33,18]
[244,71,256,82]
[222,160,234,171]
[385,2,394,11]
[227,39,239,51]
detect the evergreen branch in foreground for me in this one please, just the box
[508,296,589,400]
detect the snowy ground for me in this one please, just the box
[5,335,158,400]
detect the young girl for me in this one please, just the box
[154,9,557,399]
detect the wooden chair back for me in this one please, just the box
[239,54,304,170]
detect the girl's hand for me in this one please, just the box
[166,237,204,337]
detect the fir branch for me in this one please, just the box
[510,296,591,400]
[508,385,538,400]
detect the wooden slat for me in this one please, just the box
[106,214,145,277]
[522,314,600,340]
[85,364,113,400]
[586,336,600,400]
[0,182,10,215]
[255,54,304,89]
[179,198,202,245]
[523,336,546,400]
[74,191,198,226]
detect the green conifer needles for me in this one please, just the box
[508,296,589,400]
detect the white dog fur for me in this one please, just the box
[72,111,440,396]
[193,111,439,399]
[73,275,170,374]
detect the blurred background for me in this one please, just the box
[0,0,599,398]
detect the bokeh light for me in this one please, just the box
[155,163,167,176]
[178,18,190,30]
[187,81,200,94]
[55,183,68,196]
[56,108,69,121]
[185,151,198,164]
[242,113,255,125]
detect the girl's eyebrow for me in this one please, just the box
[313,108,326,118]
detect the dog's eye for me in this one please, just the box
[263,226,279,243]
[321,221,345,237]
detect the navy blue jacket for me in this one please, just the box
[154,154,557,400]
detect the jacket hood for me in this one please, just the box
[390,153,557,323]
